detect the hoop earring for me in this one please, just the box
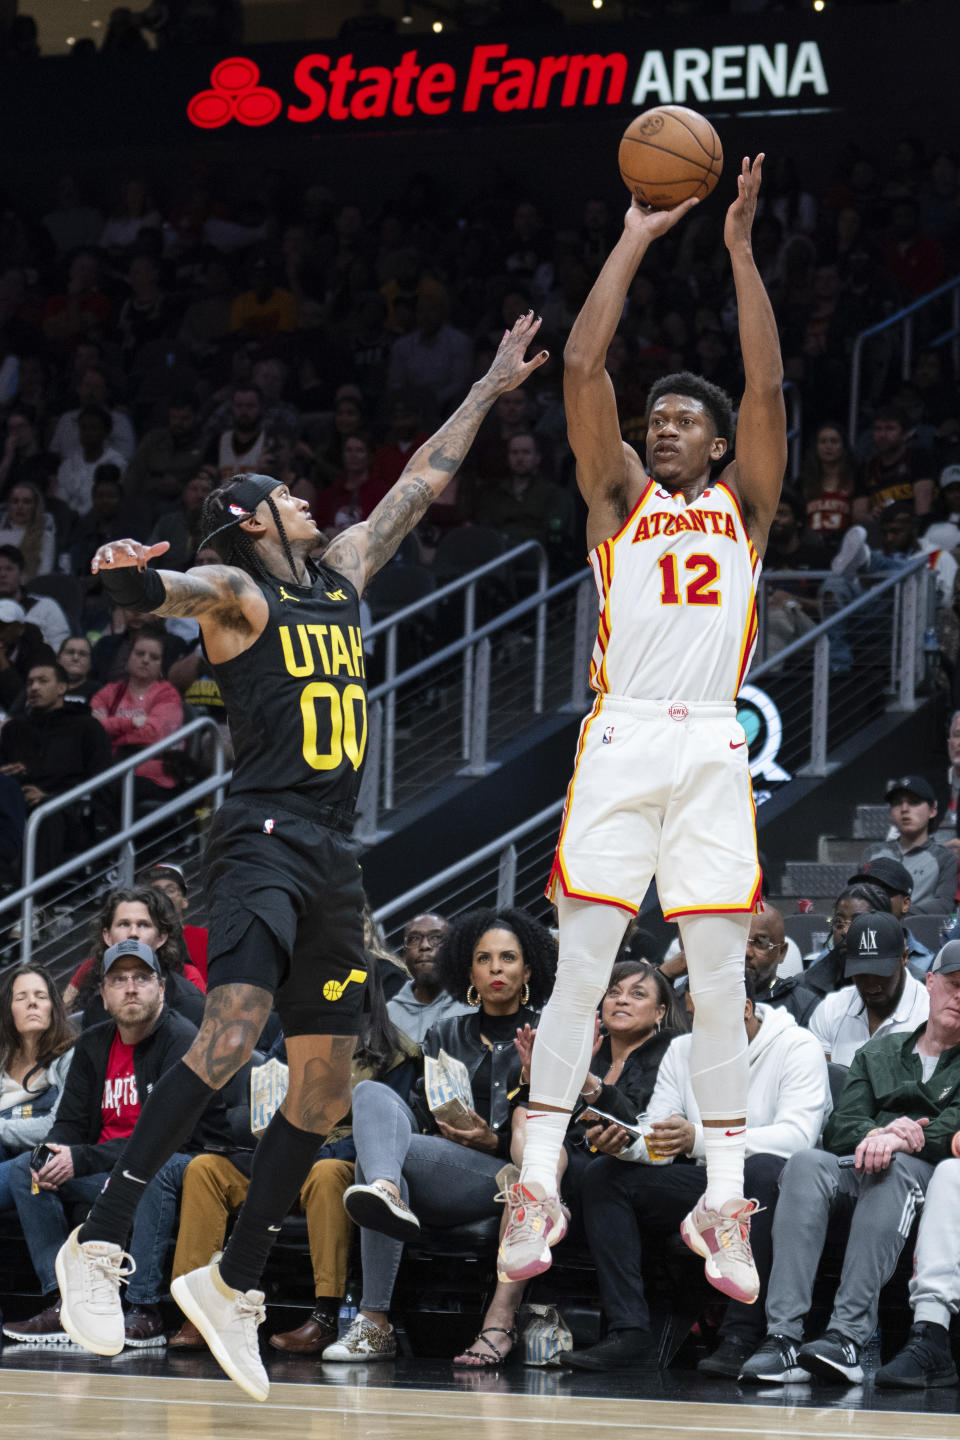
[520,982,530,1007]
[466,985,480,1007]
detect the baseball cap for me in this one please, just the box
[929,941,960,977]
[844,913,906,978]
[885,774,937,805]
[0,599,26,624]
[141,861,187,894]
[846,856,914,896]
[102,938,160,975]
[939,463,960,490]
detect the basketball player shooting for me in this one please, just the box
[53,312,548,1402]
[499,158,786,1307]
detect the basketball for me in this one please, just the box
[618,105,723,210]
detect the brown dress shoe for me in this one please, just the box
[168,1317,205,1349]
[2,1300,69,1344]
[269,1309,338,1353]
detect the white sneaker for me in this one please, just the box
[321,1314,397,1362]
[55,1226,132,1356]
[680,1195,761,1304]
[830,524,870,577]
[171,1260,269,1402]
[496,1176,570,1283]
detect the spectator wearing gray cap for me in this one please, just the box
[861,775,958,916]
[740,932,960,1388]
[808,912,929,1067]
[873,941,960,1389]
[2,938,231,1351]
[846,856,935,975]
[0,544,70,653]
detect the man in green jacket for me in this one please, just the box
[738,915,960,1387]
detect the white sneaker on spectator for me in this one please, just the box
[55,1226,132,1356]
[830,524,870,578]
[321,1314,397,1362]
[171,1260,268,1402]
[496,1176,569,1283]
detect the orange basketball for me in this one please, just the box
[618,105,723,210]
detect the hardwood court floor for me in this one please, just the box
[1,1351,958,1440]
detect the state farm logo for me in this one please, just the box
[187,57,282,129]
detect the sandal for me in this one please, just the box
[453,1325,517,1369]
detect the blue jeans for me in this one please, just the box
[0,1153,20,1213]
[8,1150,192,1301]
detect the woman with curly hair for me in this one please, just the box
[322,906,557,1363]
[0,964,75,1209]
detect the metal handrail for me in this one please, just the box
[848,275,960,442]
[373,798,566,925]
[364,539,545,640]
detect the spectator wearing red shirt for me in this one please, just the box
[91,623,183,797]
[138,861,208,986]
[312,433,387,537]
[884,199,946,301]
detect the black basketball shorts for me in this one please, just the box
[202,795,367,1036]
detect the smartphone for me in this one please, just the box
[30,1143,55,1172]
[580,1109,644,1142]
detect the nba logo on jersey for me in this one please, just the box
[263,818,275,835]
[602,726,615,745]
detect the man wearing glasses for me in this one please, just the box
[744,907,818,1026]
[386,913,469,1044]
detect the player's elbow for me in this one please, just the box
[563,332,604,377]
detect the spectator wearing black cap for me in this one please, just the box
[846,856,935,974]
[873,941,960,1390]
[862,775,958,915]
[740,931,960,1389]
[1,938,230,1350]
[138,861,208,987]
[808,912,929,1066]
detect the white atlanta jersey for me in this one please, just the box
[589,477,760,703]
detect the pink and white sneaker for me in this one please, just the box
[496,1169,570,1283]
[680,1195,761,1304]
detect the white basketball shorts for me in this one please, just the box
[547,694,762,921]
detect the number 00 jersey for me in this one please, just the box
[210,564,367,812]
[590,478,760,703]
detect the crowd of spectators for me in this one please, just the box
[3,873,960,1390]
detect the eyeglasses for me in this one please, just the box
[745,935,779,951]
[103,971,157,988]
[403,931,444,949]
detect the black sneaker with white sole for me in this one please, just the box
[697,1336,756,1378]
[874,1322,959,1389]
[342,1182,421,1240]
[738,1334,810,1384]
[797,1330,863,1384]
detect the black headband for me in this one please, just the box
[200,475,281,558]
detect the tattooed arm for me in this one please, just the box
[323,311,549,594]
[90,538,269,661]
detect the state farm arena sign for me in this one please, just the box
[186,38,832,132]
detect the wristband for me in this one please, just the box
[101,565,167,613]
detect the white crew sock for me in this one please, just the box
[679,911,752,1210]
[519,1109,573,1196]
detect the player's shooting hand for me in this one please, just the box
[586,1121,633,1156]
[437,1110,499,1153]
[624,194,699,242]
[91,538,170,575]
[484,311,549,395]
[724,154,764,252]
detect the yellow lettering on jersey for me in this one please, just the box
[724,514,737,541]
[305,624,330,674]
[349,625,365,679]
[329,626,354,676]
[326,588,347,602]
[279,624,314,678]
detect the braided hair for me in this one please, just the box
[200,473,307,587]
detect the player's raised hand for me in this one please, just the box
[91,539,170,574]
[485,310,549,394]
[724,154,764,252]
[624,194,699,242]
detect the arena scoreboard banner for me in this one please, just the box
[0,3,952,157]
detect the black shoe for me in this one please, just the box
[797,1329,863,1385]
[697,1336,756,1378]
[739,1334,810,1384]
[562,1329,656,1372]
[875,1323,959,1390]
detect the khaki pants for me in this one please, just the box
[171,1153,355,1299]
